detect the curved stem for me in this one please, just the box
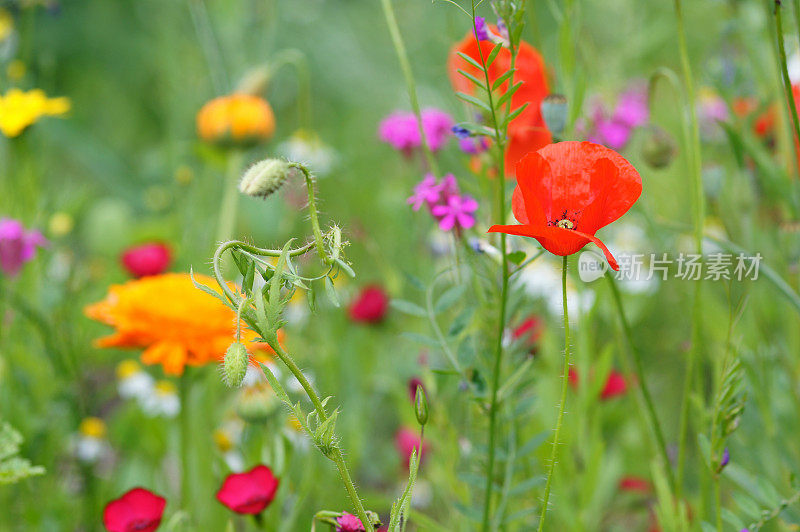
[673,0,705,498]
[537,256,571,532]
[379,0,440,176]
[264,50,312,130]
[607,276,675,492]
[288,163,329,263]
[267,340,371,529]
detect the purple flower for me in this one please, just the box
[474,16,491,41]
[438,173,459,199]
[378,109,454,154]
[452,125,471,139]
[431,194,479,232]
[407,174,442,211]
[0,218,47,277]
[583,84,649,150]
[720,448,730,469]
[421,109,455,151]
[458,136,490,154]
[614,87,649,128]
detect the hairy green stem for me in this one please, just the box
[289,163,329,263]
[607,276,675,492]
[673,0,705,498]
[537,256,571,532]
[379,0,440,176]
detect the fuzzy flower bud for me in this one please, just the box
[641,125,677,169]
[223,342,249,388]
[238,158,293,199]
[541,94,568,137]
[414,384,429,426]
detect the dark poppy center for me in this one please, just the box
[555,219,574,229]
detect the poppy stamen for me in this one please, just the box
[555,219,575,229]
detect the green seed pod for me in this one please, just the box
[414,384,429,427]
[223,342,249,388]
[540,94,568,138]
[238,158,292,199]
[641,125,677,169]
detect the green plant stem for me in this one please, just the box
[264,50,312,130]
[379,0,440,176]
[179,372,192,513]
[673,0,705,498]
[607,276,675,492]
[216,150,244,245]
[467,4,516,526]
[289,163,329,264]
[774,0,800,175]
[266,341,372,530]
[537,256,571,532]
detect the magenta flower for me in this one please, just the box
[474,16,491,41]
[0,218,47,277]
[407,174,441,211]
[584,84,649,150]
[458,136,490,154]
[431,194,478,232]
[378,108,453,155]
[336,513,366,532]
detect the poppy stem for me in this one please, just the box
[606,275,675,492]
[179,371,192,515]
[537,255,571,532]
[216,149,244,246]
[379,0,441,177]
[289,163,330,264]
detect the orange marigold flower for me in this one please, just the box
[85,273,272,376]
[196,94,276,145]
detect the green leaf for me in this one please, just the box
[485,42,504,68]
[390,299,427,317]
[334,258,356,278]
[456,69,487,91]
[455,51,485,72]
[502,102,529,126]
[491,68,516,91]
[496,81,523,109]
[400,332,440,347]
[435,285,466,313]
[324,276,340,308]
[507,251,526,265]
[456,91,492,113]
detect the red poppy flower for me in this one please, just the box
[121,242,172,278]
[488,141,642,270]
[102,487,166,532]
[448,30,551,175]
[216,464,280,515]
[618,475,652,494]
[601,370,628,400]
[349,285,389,324]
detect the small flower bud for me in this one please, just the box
[641,125,677,169]
[223,342,249,388]
[541,94,568,137]
[238,158,292,199]
[414,384,429,426]
[718,447,730,471]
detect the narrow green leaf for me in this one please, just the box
[456,91,492,113]
[324,276,340,307]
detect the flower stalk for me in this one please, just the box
[537,255,571,532]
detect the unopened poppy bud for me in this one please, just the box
[223,342,249,388]
[239,158,292,199]
[414,384,428,426]
[541,94,568,137]
[641,125,677,169]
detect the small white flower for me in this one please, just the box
[140,380,180,418]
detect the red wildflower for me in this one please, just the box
[513,316,543,355]
[120,242,171,278]
[448,29,551,175]
[488,142,642,270]
[395,427,429,468]
[349,285,389,324]
[336,512,366,532]
[618,475,652,494]
[102,487,166,532]
[601,370,628,400]
[216,464,280,515]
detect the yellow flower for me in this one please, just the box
[196,93,275,146]
[85,273,273,375]
[79,417,106,439]
[0,88,70,137]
